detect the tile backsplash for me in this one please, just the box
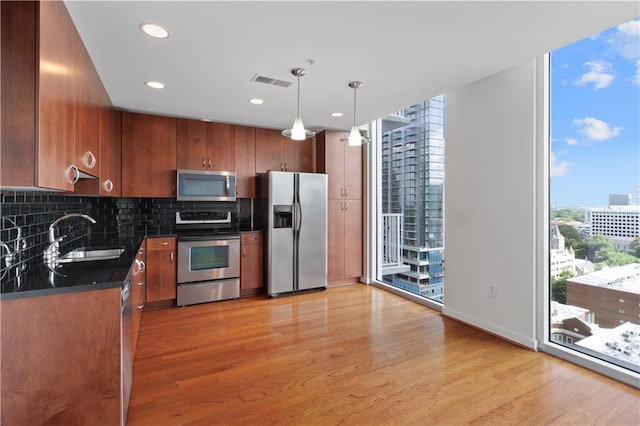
[1,191,242,292]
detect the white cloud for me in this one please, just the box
[607,19,640,59]
[574,61,614,90]
[565,138,578,146]
[634,59,640,86]
[550,151,571,177]
[573,117,621,142]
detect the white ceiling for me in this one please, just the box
[65,1,638,133]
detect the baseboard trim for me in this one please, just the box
[442,306,538,350]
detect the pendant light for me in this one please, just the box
[282,68,315,140]
[347,81,364,146]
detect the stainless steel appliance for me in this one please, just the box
[260,171,327,297]
[120,277,132,425]
[175,210,240,306]
[176,169,236,201]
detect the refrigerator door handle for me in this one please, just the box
[294,201,303,232]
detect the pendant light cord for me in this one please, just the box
[353,85,357,127]
[297,74,301,118]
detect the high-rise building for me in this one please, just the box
[586,206,640,250]
[609,193,631,206]
[380,95,445,302]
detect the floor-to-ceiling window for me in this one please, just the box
[549,18,639,375]
[375,95,445,304]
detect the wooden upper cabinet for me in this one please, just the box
[284,137,313,173]
[1,1,37,187]
[255,128,284,173]
[122,112,177,198]
[74,40,101,176]
[177,120,234,171]
[36,0,77,191]
[234,125,256,198]
[176,119,207,169]
[1,1,113,191]
[98,103,121,196]
[317,131,362,200]
[207,122,234,171]
[255,128,313,173]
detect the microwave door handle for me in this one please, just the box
[225,175,230,197]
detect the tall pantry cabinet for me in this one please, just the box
[316,131,363,285]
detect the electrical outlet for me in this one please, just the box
[489,284,497,297]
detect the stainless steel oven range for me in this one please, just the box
[175,210,240,306]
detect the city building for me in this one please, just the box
[380,96,445,302]
[586,206,640,250]
[576,322,640,374]
[550,222,575,278]
[550,301,596,345]
[609,193,631,206]
[566,263,640,328]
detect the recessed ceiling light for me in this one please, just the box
[249,98,264,105]
[331,112,344,117]
[145,81,165,89]
[140,23,169,39]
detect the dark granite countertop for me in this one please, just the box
[0,233,176,300]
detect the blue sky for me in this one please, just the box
[550,18,639,208]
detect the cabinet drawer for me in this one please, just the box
[146,237,176,250]
[241,232,262,245]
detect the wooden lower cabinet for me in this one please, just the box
[240,231,263,297]
[328,199,362,284]
[0,288,122,425]
[145,237,177,302]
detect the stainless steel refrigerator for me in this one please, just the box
[261,171,327,297]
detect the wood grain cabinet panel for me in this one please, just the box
[176,118,208,169]
[177,120,234,171]
[0,288,122,425]
[255,128,313,172]
[240,232,263,297]
[122,112,177,197]
[317,131,363,284]
[145,237,177,302]
[1,1,115,192]
[74,39,101,176]
[234,125,256,198]
[207,122,235,171]
[36,0,77,191]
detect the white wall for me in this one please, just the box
[443,60,540,349]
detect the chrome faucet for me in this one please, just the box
[44,213,96,281]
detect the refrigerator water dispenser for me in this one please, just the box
[273,205,293,228]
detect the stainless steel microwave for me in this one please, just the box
[176,169,236,201]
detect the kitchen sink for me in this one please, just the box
[58,247,125,263]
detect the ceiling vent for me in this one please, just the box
[251,74,292,88]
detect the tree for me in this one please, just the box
[586,234,616,263]
[597,251,639,268]
[558,224,582,250]
[551,269,574,304]
[551,208,585,222]
[630,237,640,258]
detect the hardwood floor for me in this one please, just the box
[128,284,639,425]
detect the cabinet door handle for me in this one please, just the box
[66,165,80,184]
[202,158,206,168]
[242,247,246,257]
[138,304,144,310]
[103,179,114,193]
[138,281,144,286]
[170,252,174,263]
[284,162,287,171]
[83,151,97,169]
[171,184,176,194]
[208,158,211,168]
[162,241,169,246]
[139,260,146,273]
[344,188,348,197]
